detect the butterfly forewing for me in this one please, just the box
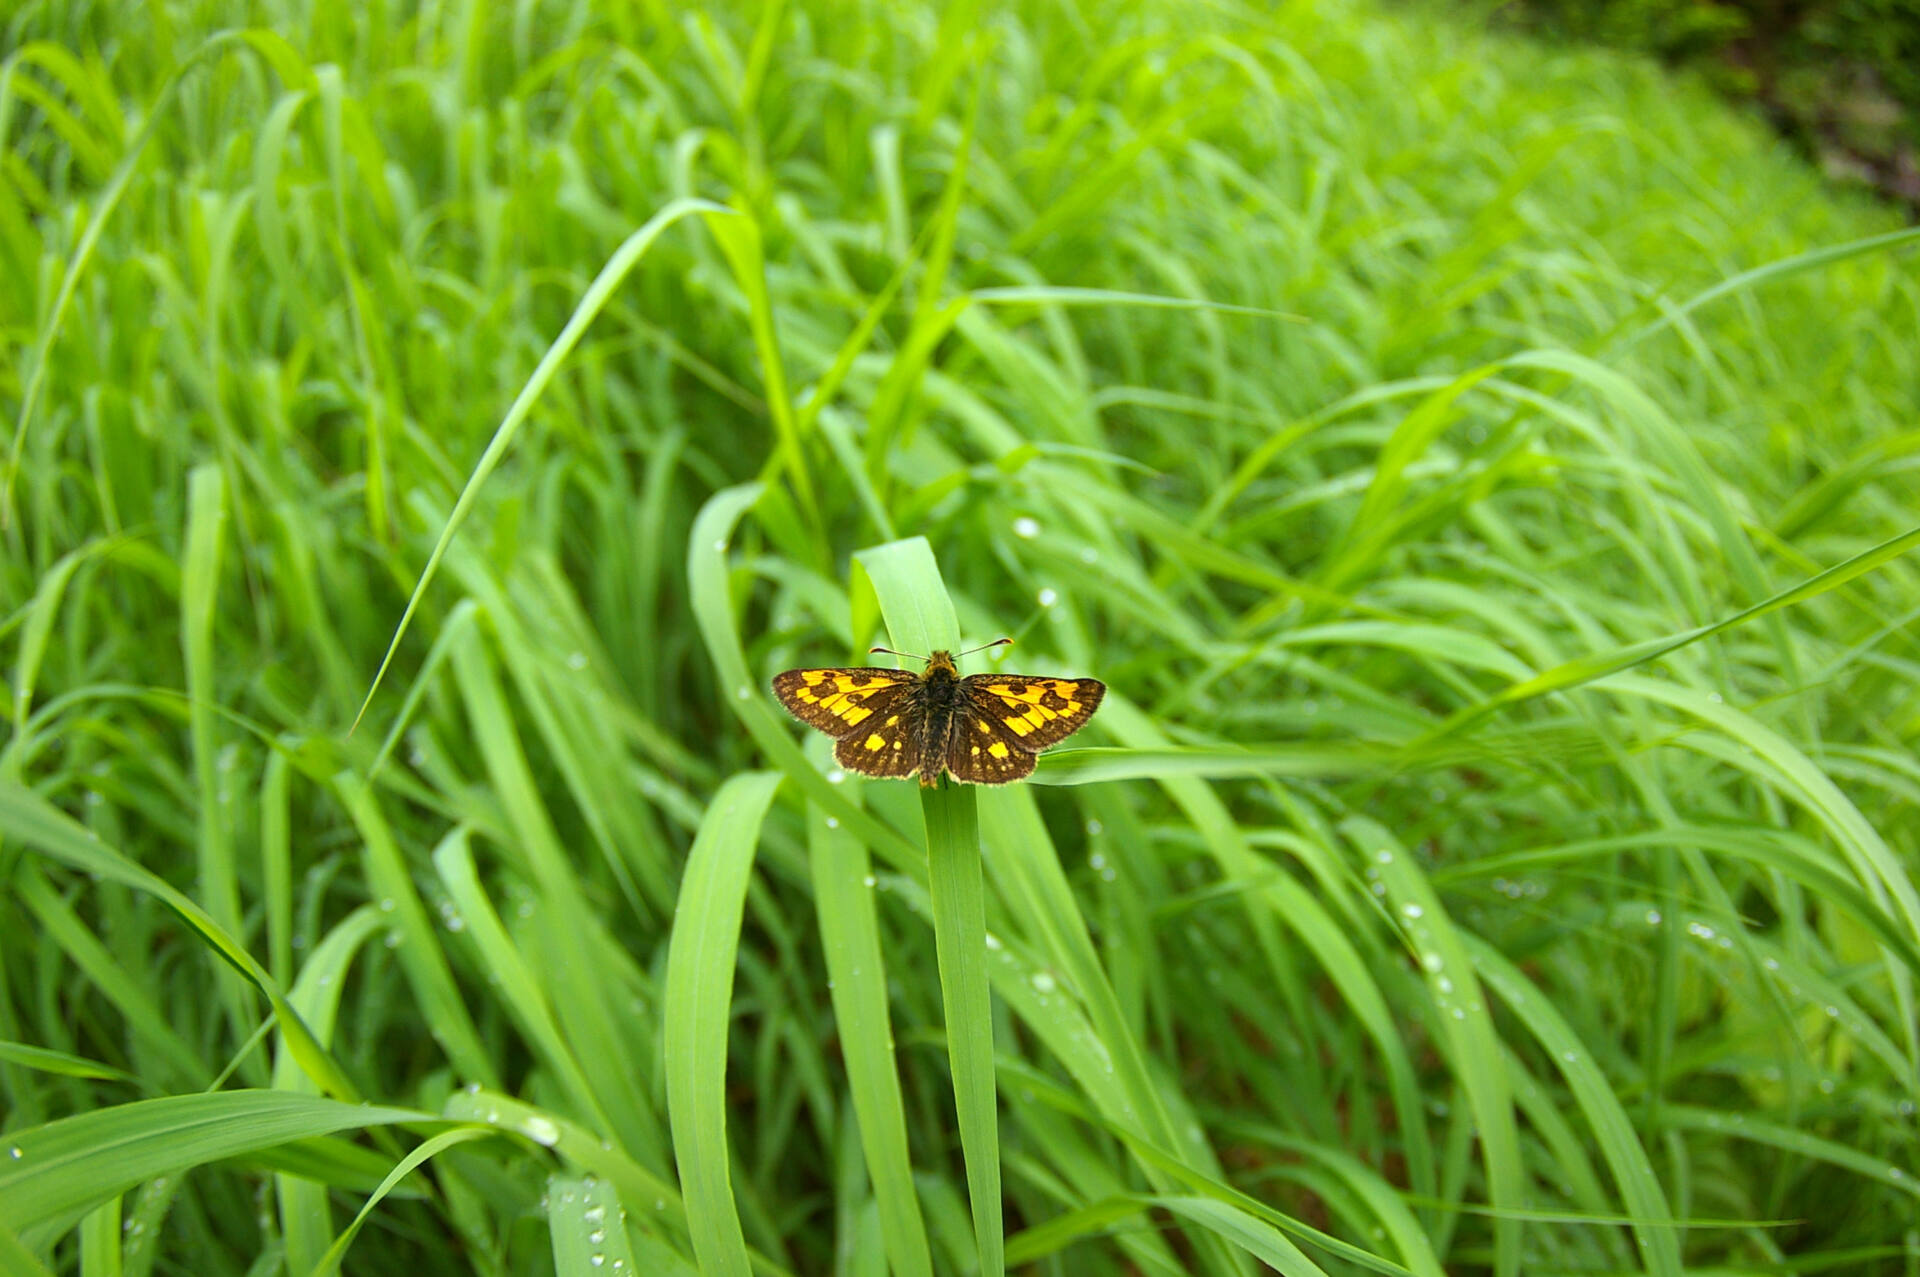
[962,675,1105,750]
[770,668,915,738]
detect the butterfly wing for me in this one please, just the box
[771,668,916,738]
[833,699,924,779]
[772,667,927,780]
[960,674,1105,751]
[943,706,1037,784]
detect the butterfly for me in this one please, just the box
[771,639,1104,786]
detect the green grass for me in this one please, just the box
[3,0,1919,1273]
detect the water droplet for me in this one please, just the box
[1088,852,1107,871]
[1079,547,1097,563]
[1086,818,1104,835]
[1421,952,1444,972]
[1037,587,1058,607]
[1402,902,1424,919]
[1376,849,1393,864]
[863,874,876,888]
[8,1146,21,1160]
[524,1116,560,1146]
[736,686,752,700]
[1645,909,1661,925]
[825,816,839,829]
[713,539,728,552]
[379,897,396,912]
[984,933,1003,950]
[567,651,588,670]
[1707,691,1723,704]
[1013,517,1040,538]
[826,769,845,784]
[1031,972,1056,994]
[1436,976,1454,994]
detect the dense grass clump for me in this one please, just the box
[3,0,1918,1274]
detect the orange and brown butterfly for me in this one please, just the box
[771,639,1104,786]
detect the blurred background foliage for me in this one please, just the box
[1436,0,1920,207]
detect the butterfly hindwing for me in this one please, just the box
[833,705,923,779]
[771,668,915,738]
[962,675,1105,751]
[943,707,1037,785]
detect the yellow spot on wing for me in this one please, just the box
[1005,717,1032,737]
[864,734,887,751]
[842,706,872,725]
[988,741,1010,759]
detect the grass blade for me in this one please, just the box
[663,770,785,1277]
[853,537,1004,1276]
[0,1092,428,1237]
[809,796,935,1277]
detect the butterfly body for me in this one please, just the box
[772,649,1103,786]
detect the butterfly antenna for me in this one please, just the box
[868,638,1011,662]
